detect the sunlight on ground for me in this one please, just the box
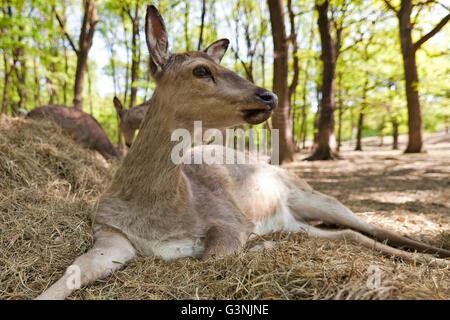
[286,132,450,245]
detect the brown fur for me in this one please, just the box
[27,105,119,160]
[113,97,151,147]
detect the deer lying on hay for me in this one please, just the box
[113,97,151,148]
[36,5,449,300]
[27,105,119,160]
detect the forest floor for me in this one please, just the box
[1,117,448,300]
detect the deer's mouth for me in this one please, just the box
[241,108,272,125]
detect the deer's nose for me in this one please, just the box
[256,90,277,110]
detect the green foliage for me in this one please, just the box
[0,0,448,145]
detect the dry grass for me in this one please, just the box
[0,116,448,300]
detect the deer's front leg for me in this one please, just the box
[202,224,248,261]
[36,227,136,300]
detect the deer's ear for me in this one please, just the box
[113,96,126,117]
[145,5,169,75]
[204,39,229,64]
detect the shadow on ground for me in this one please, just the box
[286,134,449,249]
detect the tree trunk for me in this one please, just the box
[300,87,307,149]
[184,2,191,51]
[312,83,321,148]
[73,49,88,110]
[63,44,68,105]
[336,71,343,152]
[300,57,310,150]
[306,0,337,160]
[301,17,315,150]
[392,119,399,150]
[1,67,11,115]
[197,0,206,50]
[267,0,296,163]
[337,102,343,152]
[355,112,364,151]
[13,24,26,112]
[1,51,17,115]
[1,5,20,116]
[287,0,300,150]
[398,0,422,153]
[14,57,27,111]
[47,59,57,104]
[33,57,41,108]
[261,40,266,88]
[73,0,98,111]
[87,64,93,115]
[287,0,299,106]
[355,78,368,151]
[379,117,385,147]
[129,3,140,109]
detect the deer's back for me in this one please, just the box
[27,105,118,159]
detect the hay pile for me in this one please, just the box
[0,116,448,300]
[0,116,113,299]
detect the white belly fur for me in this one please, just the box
[147,238,205,260]
[139,207,300,260]
[252,204,302,236]
[144,207,300,260]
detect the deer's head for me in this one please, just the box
[145,5,277,130]
[113,97,137,148]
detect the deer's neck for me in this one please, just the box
[109,93,190,208]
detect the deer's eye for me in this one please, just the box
[193,65,211,78]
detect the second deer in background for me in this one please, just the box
[27,105,119,160]
[113,97,151,148]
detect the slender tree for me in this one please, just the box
[306,0,363,159]
[354,26,376,151]
[121,1,142,109]
[355,77,368,151]
[230,0,258,83]
[55,0,98,110]
[300,16,316,149]
[184,2,191,51]
[198,0,207,50]
[267,0,296,163]
[1,50,19,115]
[287,0,300,146]
[305,0,341,160]
[383,0,450,153]
[336,70,344,151]
[1,4,21,115]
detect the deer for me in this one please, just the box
[113,97,151,148]
[27,105,119,160]
[36,5,449,300]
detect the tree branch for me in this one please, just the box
[54,11,78,54]
[436,1,449,11]
[383,0,398,14]
[412,0,436,8]
[231,47,254,83]
[339,36,363,54]
[120,2,134,21]
[287,0,299,100]
[413,13,450,51]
